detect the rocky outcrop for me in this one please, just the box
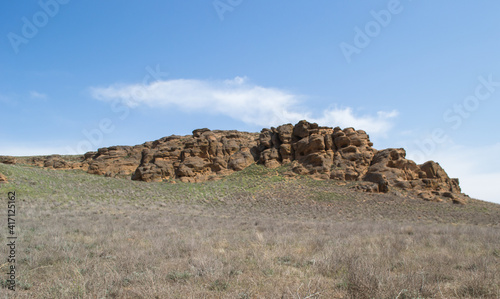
[2,155,88,171]
[0,121,467,203]
[84,146,143,177]
[0,156,16,165]
[363,149,464,203]
[130,130,259,182]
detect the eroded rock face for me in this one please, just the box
[362,148,465,202]
[130,130,260,182]
[85,146,143,177]
[15,155,88,171]
[2,120,466,203]
[257,121,377,183]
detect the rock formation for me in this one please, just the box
[0,156,16,165]
[131,130,259,183]
[0,121,467,203]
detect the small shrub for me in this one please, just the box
[262,268,274,276]
[276,256,293,265]
[166,271,191,283]
[208,279,229,291]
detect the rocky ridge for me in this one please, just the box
[0,121,467,203]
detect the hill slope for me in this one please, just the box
[0,163,499,298]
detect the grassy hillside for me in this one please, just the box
[1,163,499,298]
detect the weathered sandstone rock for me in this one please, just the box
[0,156,16,165]
[2,120,467,203]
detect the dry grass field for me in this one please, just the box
[1,162,499,298]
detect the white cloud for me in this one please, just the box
[90,76,398,135]
[311,108,398,136]
[29,91,47,100]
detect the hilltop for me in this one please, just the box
[1,120,468,203]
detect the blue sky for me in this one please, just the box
[1,0,499,203]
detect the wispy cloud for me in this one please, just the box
[30,91,48,100]
[90,77,398,134]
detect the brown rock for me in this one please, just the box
[293,120,312,138]
[277,124,293,143]
[364,148,462,199]
[291,161,309,175]
[368,148,420,182]
[363,173,389,193]
[44,155,71,169]
[192,128,210,138]
[330,168,345,180]
[334,136,350,149]
[128,129,259,182]
[132,164,163,182]
[353,182,379,193]
[452,196,467,205]
[418,191,440,202]
[345,167,359,181]
[228,148,255,171]
[308,134,326,152]
[86,145,143,177]
[420,161,449,179]
[0,156,16,165]
[259,129,273,148]
[260,148,280,169]
[279,144,293,163]
[0,173,7,183]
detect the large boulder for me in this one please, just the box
[363,173,389,193]
[366,148,420,183]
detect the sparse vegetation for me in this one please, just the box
[1,163,499,298]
